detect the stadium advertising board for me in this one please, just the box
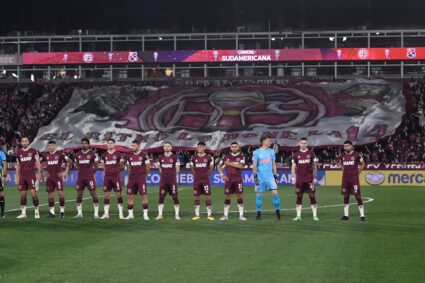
[22,47,425,64]
[3,169,326,187]
[326,170,425,186]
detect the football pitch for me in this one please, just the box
[0,185,424,283]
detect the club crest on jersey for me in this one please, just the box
[351,156,355,161]
[204,159,208,162]
[306,155,310,158]
[55,156,59,160]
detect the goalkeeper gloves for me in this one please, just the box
[254,174,260,185]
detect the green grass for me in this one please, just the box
[0,185,424,283]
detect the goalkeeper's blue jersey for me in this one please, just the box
[0,150,5,171]
[252,148,275,180]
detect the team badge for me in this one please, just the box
[204,159,208,162]
[55,156,59,160]
[407,48,417,59]
[357,48,369,59]
[83,53,94,63]
[128,52,139,62]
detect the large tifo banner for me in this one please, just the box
[31,79,405,150]
[23,47,425,64]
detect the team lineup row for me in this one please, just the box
[0,136,367,221]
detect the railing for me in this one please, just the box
[2,29,425,82]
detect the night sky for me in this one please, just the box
[1,0,425,35]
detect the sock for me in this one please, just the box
[49,206,55,214]
[104,198,110,215]
[118,203,123,217]
[143,208,148,217]
[174,205,179,216]
[48,198,54,210]
[358,205,365,217]
[0,196,5,214]
[158,204,164,216]
[311,205,317,217]
[224,205,229,217]
[237,204,244,217]
[194,205,200,217]
[94,203,99,216]
[21,206,27,215]
[273,194,281,210]
[104,204,110,215]
[206,206,212,217]
[77,203,83,215]
[344,204,349,217]
[35,206,39,214]
[256,194,263,212]
[59,198,65,213]
[128,209,134,217]
[296,205,302,217]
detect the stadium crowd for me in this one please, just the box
[1,78,424,164]
[0,83,73,157]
